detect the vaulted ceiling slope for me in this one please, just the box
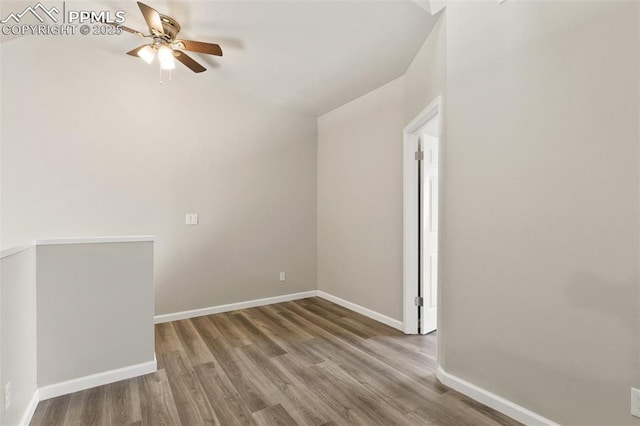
[1,1,438,116]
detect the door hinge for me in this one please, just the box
[415,151,424,161]
[414,296,424,307]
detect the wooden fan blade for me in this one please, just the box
[97,17,146,37]
[175,40,223,56]
[137,2,164,36]
[174,51,206,73]
[126,45,149,57]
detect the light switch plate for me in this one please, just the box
[185,214,198,225]
[280,272,286,281]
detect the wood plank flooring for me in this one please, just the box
[30,297,521,426]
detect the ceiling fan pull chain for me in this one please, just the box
[159,67,163,85]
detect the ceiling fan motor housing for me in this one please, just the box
[159,15,180,40]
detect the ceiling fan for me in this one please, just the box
[108,2,223,73]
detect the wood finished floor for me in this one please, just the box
[30,297,521,426]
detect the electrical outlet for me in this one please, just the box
[632,388,640,417]
[185,213,198,225]
[4,382,11,412]
[280,272,285,282]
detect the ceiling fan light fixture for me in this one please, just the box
[158,45,176,70]
[117,2,223,74]
[137,45,155,64]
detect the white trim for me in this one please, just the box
[436,366,559,426]
[38,357,157,401]
[154,291,318,324]
[1,236,155,259]
[405,96,443,134]
[403,96,443,335]
[36,235,155,245]
[316,291,403,331]
[0,243,35,259]
[18,389,39,426]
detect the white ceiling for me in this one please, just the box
[2,1,438,115]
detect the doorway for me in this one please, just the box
[403,97,442,335]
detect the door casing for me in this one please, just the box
[402,96,443,335]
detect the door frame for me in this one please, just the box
[402,96,443,334]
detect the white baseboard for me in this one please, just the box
[154,290,404,332]
[154,290,318,324]
[436,366,559,426]
[316,290,404,331]
[18,389,39,426]
[38,357,157,401]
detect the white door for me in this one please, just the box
[419,134,438,334]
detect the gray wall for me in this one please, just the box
[318,2,640,423]
[404,13,446,125]
[317,14,446,321]
[37,242,154,387]
[1,34,318,316]
[442,1,639,424]
[0,248,37,426]
[318,77,405,320]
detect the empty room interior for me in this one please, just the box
[1,0,640,425]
